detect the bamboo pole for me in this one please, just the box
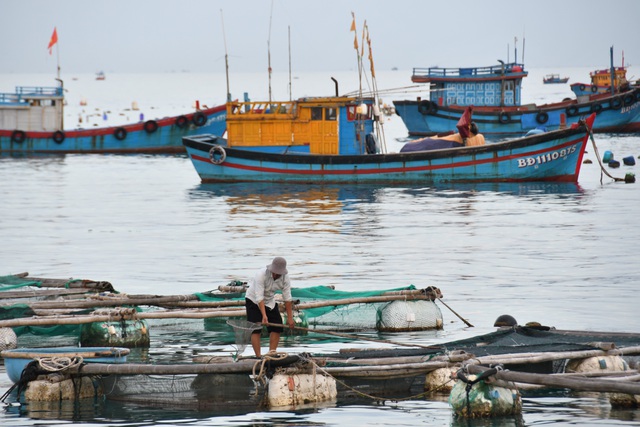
[2,349,130,359]
[4,292,436,311]
[466,364,640,395]
[71,355,299,376]
[266,322,439,349]
[467,345,640,366]
[437,298,473,327]
[0,307,248,327]
[0,288,96,300]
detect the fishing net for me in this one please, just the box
[197,284,443,332]
[0,275,43,291]
[226,319,261,359]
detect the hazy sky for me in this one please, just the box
[2,0,638,75]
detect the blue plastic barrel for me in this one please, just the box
[602,151,614,163]
[623,156,636,166]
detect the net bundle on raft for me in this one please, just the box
[197,284,445,332]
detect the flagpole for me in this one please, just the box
[56,39,60,80]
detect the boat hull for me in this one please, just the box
[183,120,592,184]
[394,88,640,137]
[0,106,226,155]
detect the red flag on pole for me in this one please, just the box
[48,27,58,55]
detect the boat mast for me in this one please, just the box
[522,28,526,64]
[288,26,292,101]
[267,0,274,103]
[220,10,231,102]
[610,46,615,96]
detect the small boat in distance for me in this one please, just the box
[0,83,227,154]
[543,74,569,84]
[95,71,106,80]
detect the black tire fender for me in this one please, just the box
[536,111,549,124]
[193,112,207,126]
[114,127,127,140]
[143,120,158,133]
[175,115,188,128]
[52,130,65,144]
[11,130,26,143]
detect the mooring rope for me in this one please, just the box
[455,365,502,417]
[587,129,626,183]
[251,352,289,385]
[297,354,455,403]
[37,356,84,372]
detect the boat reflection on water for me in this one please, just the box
[189,180,585,209]
[188,182,383,213]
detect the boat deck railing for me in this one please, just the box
[228,101,296,118]
[412,62,526,79]
[0,86,64,105]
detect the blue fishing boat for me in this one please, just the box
[543,74,569,84]
[0,84,227,154]
[1,347,129,383]
[182,92,596,184]
[392,60,640,139]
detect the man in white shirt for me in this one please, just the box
[245,256,295,357]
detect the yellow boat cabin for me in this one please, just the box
[225,96,377,155]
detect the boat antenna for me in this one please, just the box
[220,9,231,102]
[514,36,517,65]
[267,0,274,103]
[521,28,526,64]
[288,25,292,101]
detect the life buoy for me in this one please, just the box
[209,145,226,164]
[566,106,579,117]
[591,85,598,93]
[590,103,603,113]
[175,115,188,128]
[143,120,158,133]
[579,84,586,91]
[114,127,127,140]
[610,97,623,110]
[193,112,207,126]
[536,111,549,124]
[498,112,510,124]
[52,130,65,144]
[11,130,26,143]
[623,94,635,106]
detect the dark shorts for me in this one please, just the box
[245,298,283,334]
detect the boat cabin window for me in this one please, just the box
[311,107,323,120]
[325,107,337,121]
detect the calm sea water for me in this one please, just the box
[1,69,639,426]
